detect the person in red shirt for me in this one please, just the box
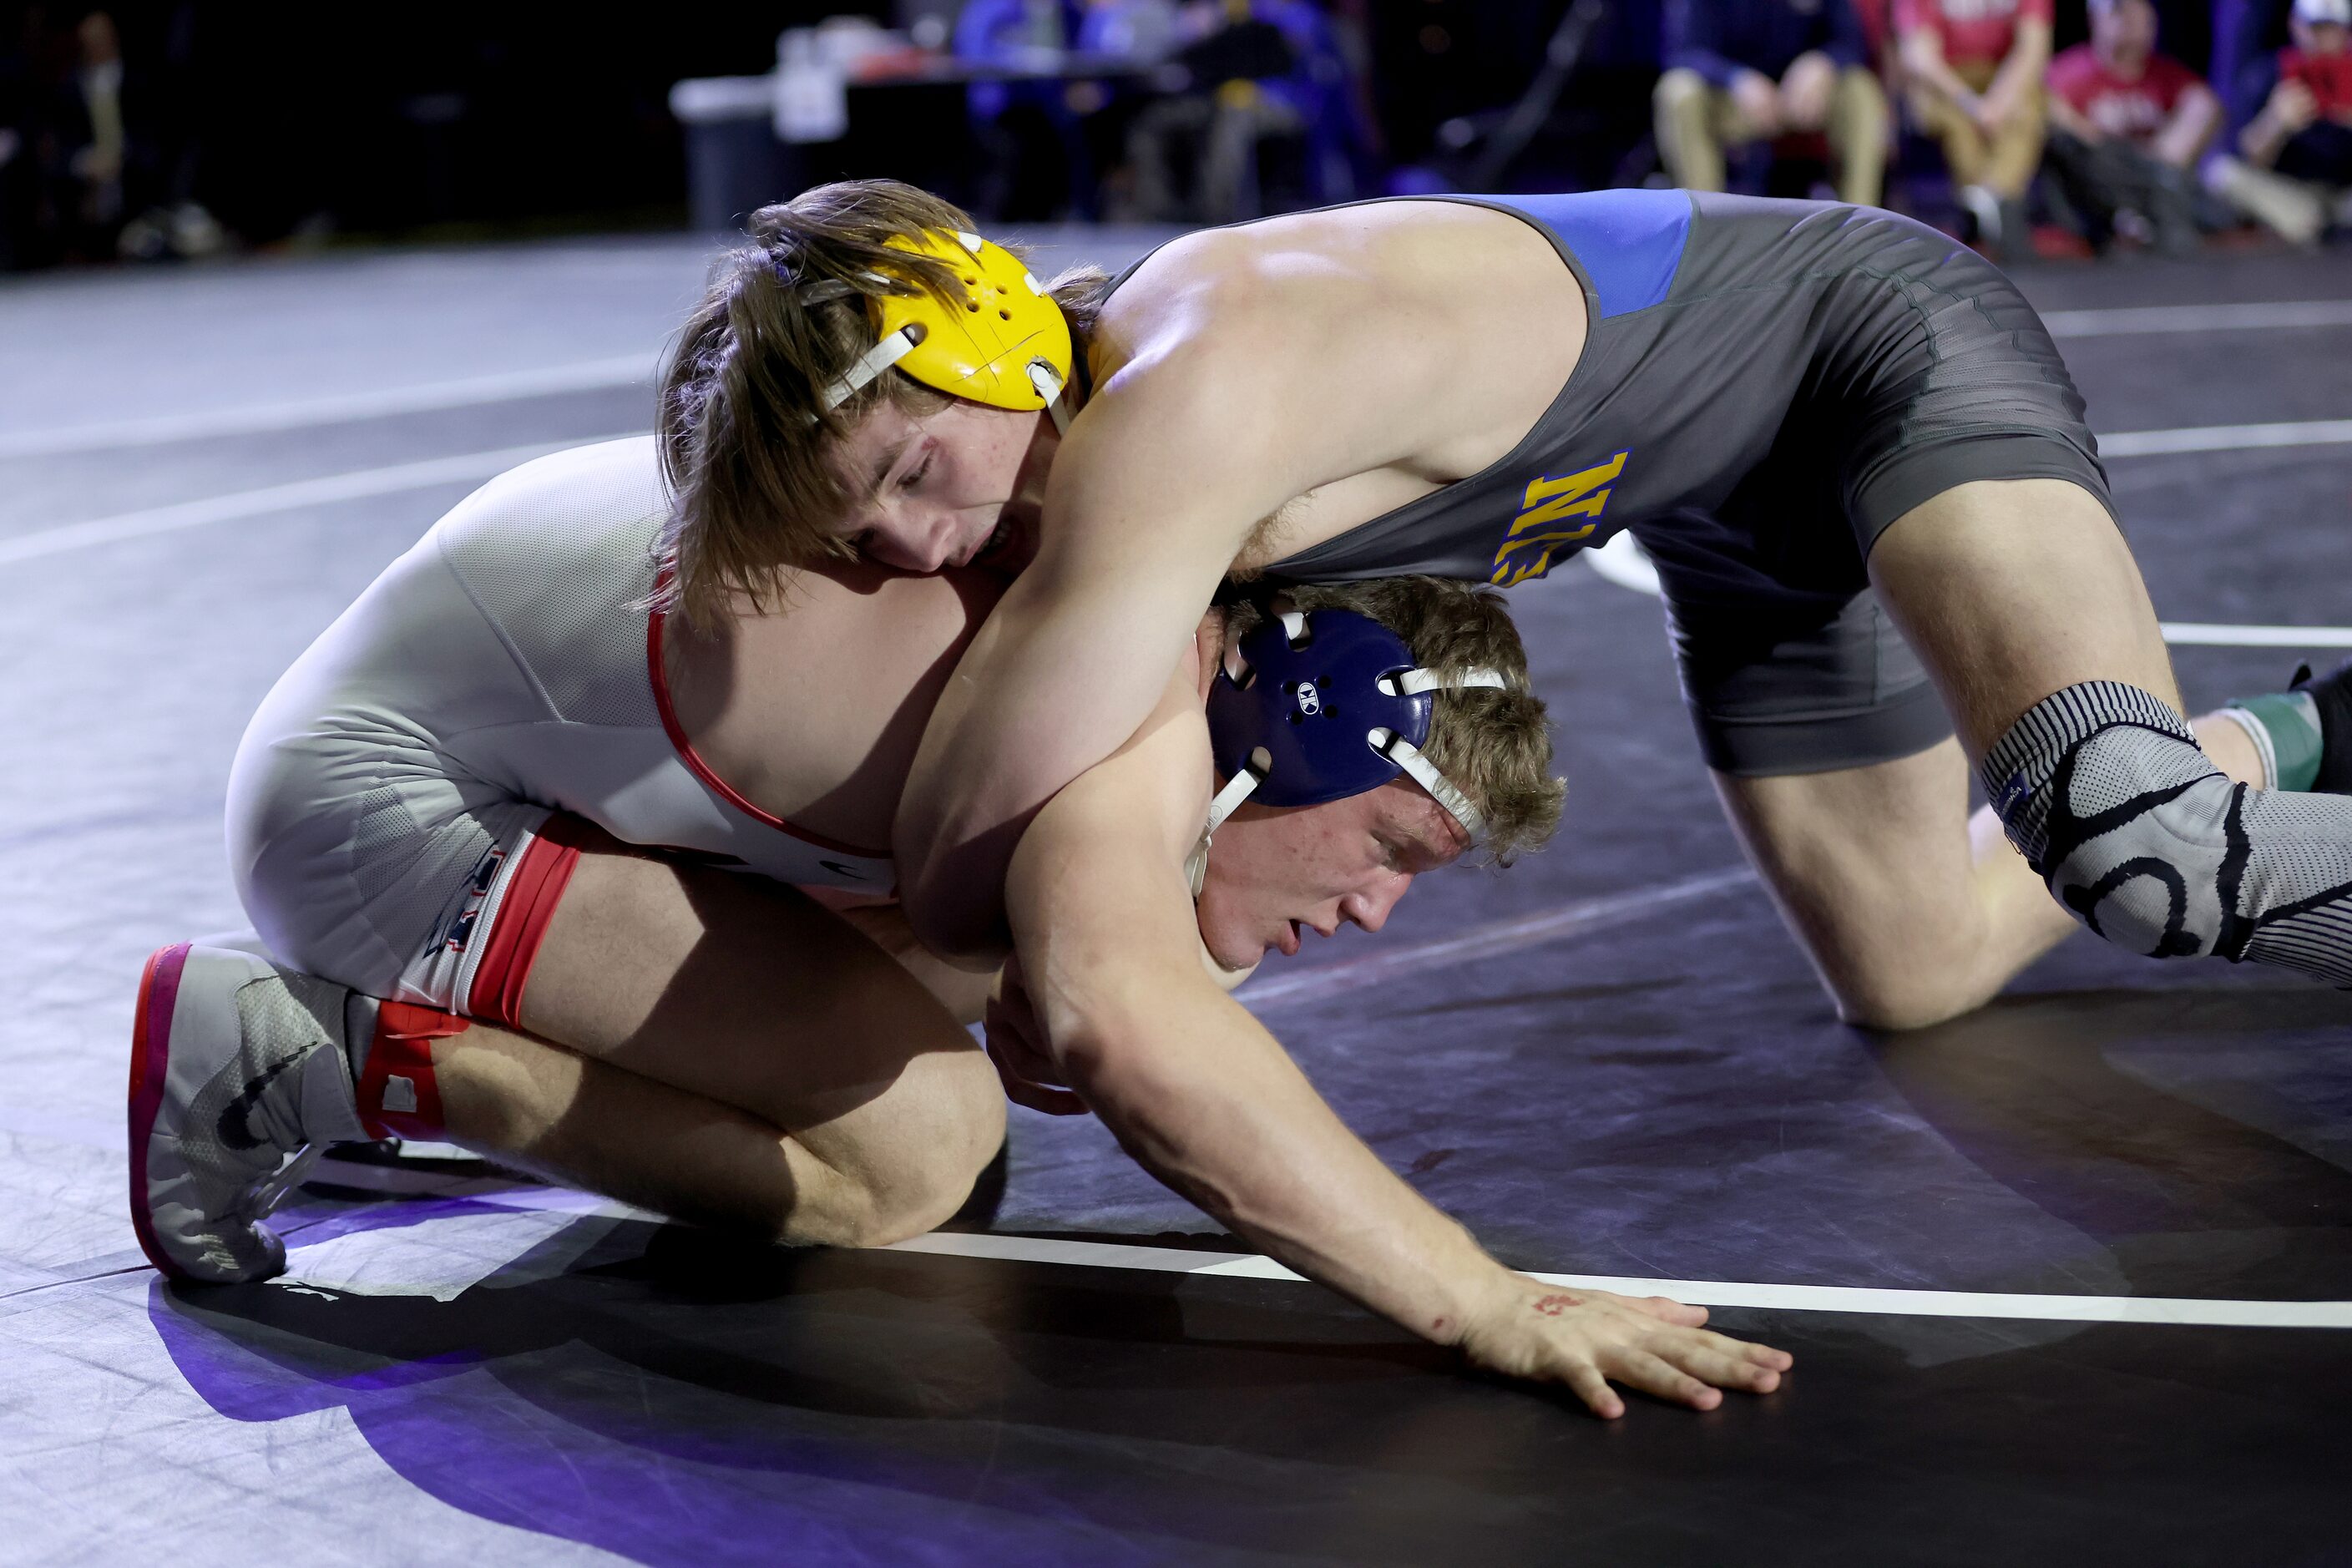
[1895,0,2055,252]
[2041,0,2223,251]
[2209,0,2352,242]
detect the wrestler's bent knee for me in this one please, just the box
[1830,965,2003,1033]
[794,1051,1006,1248]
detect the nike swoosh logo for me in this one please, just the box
[216,1058,296,1151]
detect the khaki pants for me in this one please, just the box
[1908,58,2045,200]
[1653,65,1891,207]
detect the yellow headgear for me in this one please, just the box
[814,229,1074,424]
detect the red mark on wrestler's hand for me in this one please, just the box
[1532,1292,1583,1317]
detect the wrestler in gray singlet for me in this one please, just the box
[1112,190,2110,778]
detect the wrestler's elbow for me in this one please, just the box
[893,811,1025,969]
[1025,938,1188,1084]
[1047,993,1206,1166]
[1018,925,1205,1117]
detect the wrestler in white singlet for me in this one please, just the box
[226,437,894,1019]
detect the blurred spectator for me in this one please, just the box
[0,12,25,270]
[2211,0,2292,136]
[1119,0,1367,222]
[1652,0,1890,205]
[1072,0,1179,214]
[0,5,218,270]
[2041,0,2221,250]
[4,6,127,266]
[1080,0,1181,59]
[955,0,1096,218]
[1896,0,2053,250]
[2207,0,2352,240]
[68,9,123,228]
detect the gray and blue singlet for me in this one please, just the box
[1118,190,2112,776]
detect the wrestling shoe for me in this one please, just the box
[128,943,372,1282]
[2290,657,2352,794]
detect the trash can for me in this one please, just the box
[670,75,796,233]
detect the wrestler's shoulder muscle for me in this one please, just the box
[1085,204,1583,528]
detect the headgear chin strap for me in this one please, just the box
[1189,607,1508,893]
[802,229,1075,433]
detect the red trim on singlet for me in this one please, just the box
[464,812,590,1029]
[644,569,892,860]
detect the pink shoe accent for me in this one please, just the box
[126,943,193,1279]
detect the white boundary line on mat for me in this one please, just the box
[0,436,643,565]
[2042,300,2352,337]
[2099,417,2352,458]
[888,1232,2352,1329]
[1235,865,1756,1010]
[268,1152,2352,1330]
[0,356,655,461]
[2160,623,2352,648]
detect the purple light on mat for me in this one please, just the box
[274,1192,521,1251]
[144,1252,1169,1565]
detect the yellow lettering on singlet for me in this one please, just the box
[1488,450,1630,586]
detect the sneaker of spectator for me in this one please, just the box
[1956,179,2011,245]
[2207,150,2329,239]
[117,199,225,264]
[2209,0,2352,240]
[2042,0,2223,254]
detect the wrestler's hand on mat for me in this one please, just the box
[1454,1275,1793,1419]
[984,959,1090,1117]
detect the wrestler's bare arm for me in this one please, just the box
[1004,670,1793,1416]
[894,318,1323,962]
[898,222,1565,964]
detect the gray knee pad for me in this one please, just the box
[1984,681,2352,979]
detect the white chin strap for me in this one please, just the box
[1367,729,1485,839]
[1184,664,1511,898]
[1030,362,1072,435]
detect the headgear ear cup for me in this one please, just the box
[1204,608,1506,839]
[812,230,1073,415]
[876,231,1073,411]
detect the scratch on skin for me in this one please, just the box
[1532,1292,1583,1316]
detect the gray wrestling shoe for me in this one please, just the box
[128,943,372,1282]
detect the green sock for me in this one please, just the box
[2223,690,2324,792]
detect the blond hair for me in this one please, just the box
[1226,578,1565,864]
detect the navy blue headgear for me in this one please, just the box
[1204,607,1506,840]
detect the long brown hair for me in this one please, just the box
[655,179,1101,628]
